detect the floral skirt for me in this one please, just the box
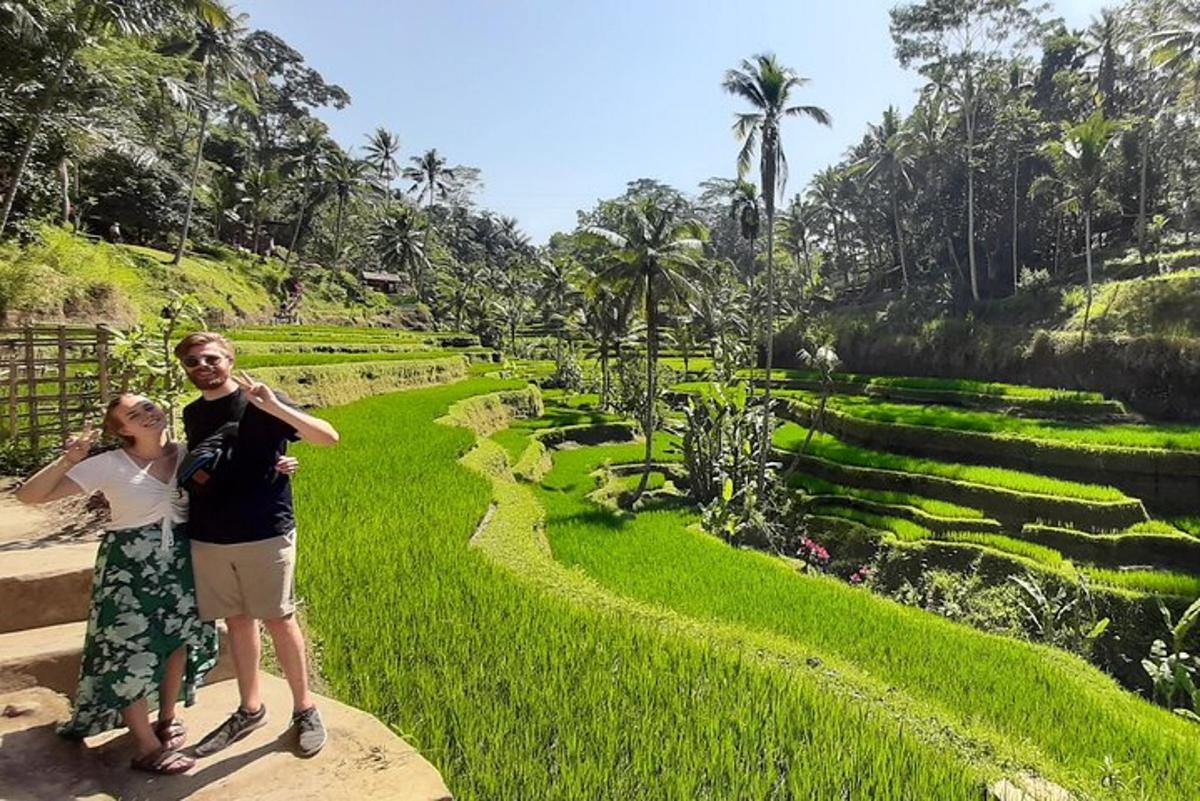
[57,522,219,739]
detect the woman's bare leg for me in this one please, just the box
[121,698,162,757]
[157,646,186,724]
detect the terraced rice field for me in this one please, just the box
[221,329,1200,798]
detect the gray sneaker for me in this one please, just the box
[292,706,327,757]
[193,704,267,757]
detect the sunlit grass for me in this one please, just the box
[774,422,1129,502]
[536,438,1200,799]
[791,473,986,520]
[779,390,1200,452]
[294,380,987,799]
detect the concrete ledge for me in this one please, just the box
[0,675,452,800]
[0,622,234,696]
[0,542,96,634]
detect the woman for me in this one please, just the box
[16,393,296,774]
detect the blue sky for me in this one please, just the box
[239,0,1109,243]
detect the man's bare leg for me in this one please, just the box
[225,615,263,713]
[264,615,314,713]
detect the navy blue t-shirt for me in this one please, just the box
[183,388,299,544]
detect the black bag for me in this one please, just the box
[177,421,239,495]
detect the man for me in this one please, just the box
[175,331,339,758]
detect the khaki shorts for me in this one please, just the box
[190,531,297,621]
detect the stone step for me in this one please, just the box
[0,676,453,800]
[0,620,234,696]
[0,541,96,634]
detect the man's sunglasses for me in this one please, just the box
[182,354,226,369]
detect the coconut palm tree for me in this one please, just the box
[1038,108,1123,344]
[325,147,368,267]
[809,166,848,285]
[858,106,917,293]
[583,198,708,504]
[282,120,331,266]
[779,194,817,289]
[536,256,583,360]
[363,127,401,206]
[0,0,232,237]
[371,204,429,299]
[403,149,457,210]
[723,52,830,492]
[166,5,248,265]
[729,179,761,279]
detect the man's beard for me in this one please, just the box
[189,370,227,390]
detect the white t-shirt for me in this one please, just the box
[66,447,188,534]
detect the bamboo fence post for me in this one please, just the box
[5,340,16,439]
[97,324,110,406]
[24,327,38,452]
[57,325,68,441]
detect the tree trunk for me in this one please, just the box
[630,272,655,505]
[1,51,72,237]
[891,185,908,293]
[600,340,610,411]
[1082,208,1093,346]
[1137,123,1149,258]
[59,158,70,226]
[285,175,309,268]
[966,127,980,302]
[1011,156,1020,293]
[174,106,210,266]
[1053,212,1062,275]
[756,187,776,495]
[333,193,346,266]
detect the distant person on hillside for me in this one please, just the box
[174,332,339,759]
[16,396,225,774]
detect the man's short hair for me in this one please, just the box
[174,331,236,360]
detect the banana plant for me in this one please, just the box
[1142,595,1200,720]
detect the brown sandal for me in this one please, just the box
[155,718,186,751]
[131,746,195,775]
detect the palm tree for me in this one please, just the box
[0,0,232,237]
[363,127,401,206]
[858,106,917,293]
[809,167,848,286]
[581,274,633,410]
[325,148,368,267]
[437,260,484,332]
[583,198,708,504]
[729,179,761,278]
[723,53,830,492]
[779,194,817,289]
[536,256,582,361]
[371,205,430,300]
[403,149,457,210]
[1038,108,1123,344]
[242,165,279,255]
[282,120,330,267]
[166,5,248,265]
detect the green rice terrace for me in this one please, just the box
[7,1,1200,795]
[113,321,1192,801]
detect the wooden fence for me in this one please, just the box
[1,325,112,453]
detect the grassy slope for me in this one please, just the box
[534,437,1200,799]
[0,226,383,325]
[294,380,983,799]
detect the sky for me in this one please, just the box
[238,0,1110,244]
